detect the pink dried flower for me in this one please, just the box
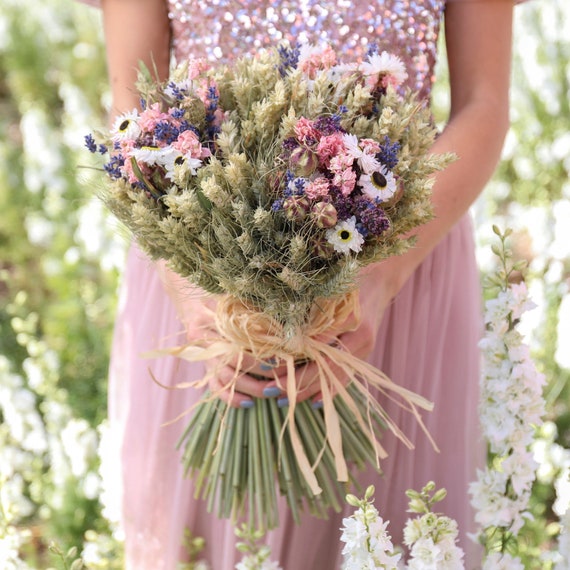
[305,177,331,199]
[173,130,210,159]
[360,138,381,155]
[333,168,357,197]
[187,57,211,80]
[123,155,151,185]
[329,154,354,174]
[316,133,345,168]
[298,44,338,79]
[294,117,320,144]
[139,103,170,132]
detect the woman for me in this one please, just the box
[87,0,515,567]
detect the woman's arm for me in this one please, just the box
[252,1,515,407]
[101,0,171,114]
[367,0,514,303]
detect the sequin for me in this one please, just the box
[167,0,446,100]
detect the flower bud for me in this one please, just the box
[290,147,319,176]
[313,236,335,259]
[283,195,310,221]
[311,201,338,228]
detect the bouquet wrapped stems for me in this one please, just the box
[154,290,435,532]
[178,385,388,531]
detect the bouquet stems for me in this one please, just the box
[179,383,385,532]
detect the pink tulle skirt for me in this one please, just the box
[108,214,483,569]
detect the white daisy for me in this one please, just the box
[359,51,408,88]
[111,109,141,140]
[358,166,397,201]
[130,146,171,167]
[326,216,364,254]
[162,148,203,179]
[342,134,381,174]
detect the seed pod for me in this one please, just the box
[311,201,338,228]
[289,147,319,176]
[283,195,310,221]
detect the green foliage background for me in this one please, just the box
[0,0,568,568]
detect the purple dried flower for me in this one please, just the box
[358,202,390,236]
[329,186,354,220]
[103,154,125,180]
[154,121,180,144]
[313,115,343,136]
[170,108,186,119]
[278,44,300,76]
[84,134,97,153]
[376,136,401,169]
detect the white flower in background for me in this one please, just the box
[111,109,141,140]
[235,544,282,570]
[482,552,524,570]
[236,557,281,570]
[0,526,32,570]
[234,525,282,570]
[503,450,539,495]
[340,489,401,570]
[96,421,123,532]
[407,536,464,570]
[60,418,98,480]
[471,230,547,555]
[470,467,530,534]
[554,509,570,570]
[404,514,464,570]
[326,217,364,254]
[0,475,34,522]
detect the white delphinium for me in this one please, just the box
[482,552,525,570]
[403,483,464,570]
[0,525,32,570]
[235,525,282,570]
[235,551,281,570]
[554,509,570,570]
[470,227,546,560]
[340,486,401,570]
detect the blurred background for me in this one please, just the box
[0,0,568,568]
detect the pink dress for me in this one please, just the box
[108,1,484,568]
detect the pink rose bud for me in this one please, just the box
[311,201,338,228]
[290,147,319,177]
[283,195,311,221]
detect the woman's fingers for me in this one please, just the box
[209,309,380,409]
[209,365,284,409]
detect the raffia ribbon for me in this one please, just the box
[145,291,437,496]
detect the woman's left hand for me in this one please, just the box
[214,262,400,409]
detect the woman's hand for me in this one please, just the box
[209,261,401,409]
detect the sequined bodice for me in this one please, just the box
[168,0,446,99]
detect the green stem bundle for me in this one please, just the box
[178,383,385,533]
